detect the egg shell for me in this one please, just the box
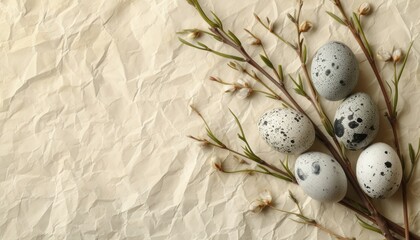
[294,152,347,202]
[311,41,359,101]
[257,108,315,155]
[334,92,379,150]
[356,142,402,199]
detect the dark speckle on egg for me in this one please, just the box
[325,69,331,76]
[297,168,307,181]
[385,161,392,168]
[348,121,359,129]
[311,162,321,175]
[334,117,345,137]
[352,133,367,143]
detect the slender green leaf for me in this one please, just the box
[409,143,415,164]
[196,41,209,49]
[326,11,346,26]
[260,54,274,69]
[211,11,223,29]
[397,41,414,81]
[385,80,393,96]
[290,74,306,97]
[287,13,296,23]
[210,50,246,61]
[290,219,308,225]
[302,44,307,63]
[178,38,206,50]
[230,109,264,164]
[256,165,271,174]
[356,215,382,234]
[352,12,373,57]
[417,139,420,152]
[206,128,225,147]
[190,0,218,28]
[280,159,295,179]
[277,65,284,81]
[228,30,242,46]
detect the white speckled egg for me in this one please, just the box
[334,92,379,150]
[311,41,359,101]
[356,143,402,199]
[257,108,315,155]
[295,152,347,202]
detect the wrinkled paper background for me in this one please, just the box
[1,0,420,239]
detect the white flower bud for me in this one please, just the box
[259,190,272,205]
[247,37,261,46]
[188,31,201,39]
[358,3,371,16]
[392,49,403,63]
[249,200,265,213]
[211,157,223,171]
[236,88,252,99]
[223,85,237,93]
[237,78,249,87]
[376,48,392,62]
[299,21,313,33]
[268,22,274,32]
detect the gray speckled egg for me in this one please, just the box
[356,143,402,199]
[311,41,359,101]
[257,108,315,155]
[334,92,379,150]
[295,152,347,202]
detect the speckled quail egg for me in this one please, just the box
[257,108,315,155]
[356,142,402,199]
[334,92,379,150]
[311,41,359,101]
[295,152,347,202]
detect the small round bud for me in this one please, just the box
[237,79,249,87]
[209,76,219,82]
[392,49,403,63]
[236,88,252,99]
[223,85,237,93]
[299,21,313,33]
[248,37,261,46]
[248,200,265,213]
[211,157,223,171]
[188,31,201,39]
[377,48,392,62]
[259,190,272,205]
[358,3,372,16]
[268,22,275,33]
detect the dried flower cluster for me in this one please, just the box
[249,190,272,213]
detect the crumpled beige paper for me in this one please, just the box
[1,0,420,239]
